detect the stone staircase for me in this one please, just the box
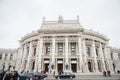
[47,73,120,79]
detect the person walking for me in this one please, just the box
[107,70,111,77]
[11,71,19,80]
[103,70,107,77]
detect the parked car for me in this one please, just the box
[55,72,75,79]
[32,72,47,80]
[18,72,47,80]
[18,73,33,80]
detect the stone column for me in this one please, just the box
[26,42,33,72]
[78,36,83,73]
[65,37,69,70]
[83,39,89,73]
[92,40,99,72]
[34,40,40,72]
[38,37,43,72]
[99,43,106,71]
[51,37,55,67]
[20,44,27,72]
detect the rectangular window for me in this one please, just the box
[86,46,90,56]
[58,43,63,55]
[45,43,50,54]
[71,46,76,52]
[59,46,63,52]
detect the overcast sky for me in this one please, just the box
[0,0,120,48]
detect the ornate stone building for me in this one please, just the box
[0,16,120,74]
[0,48,17,71]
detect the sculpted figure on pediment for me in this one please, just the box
[58,15,63,23]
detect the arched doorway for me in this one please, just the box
[113,63,116,73]
[97,61,101,72]
[2,63,5,70]
[88,61,92,72]
[8,63,11,71]
[32,61,35,71]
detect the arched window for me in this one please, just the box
[0,54,2,60]
[10,54,13,60]
[97,61,101,72]
[111,53,113,59]
[95,47,99,57]
[88,61,92,72]
[8,63,11,71]
[2,63,5,70]
[113,64,116,73]
[33,47,36,56]
[4,54,8,60]
[32,61,35,71]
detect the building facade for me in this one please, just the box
[0,16,120,74]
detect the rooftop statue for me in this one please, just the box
[58,15,63,23]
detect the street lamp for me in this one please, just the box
[65,64,69,70]
[51,64,54,69]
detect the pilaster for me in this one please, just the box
[92,40,99,72]
[99,43,106,71]
[83,39,89,73]
[20,44,27,72]
[78,36,83,73]
[25,42,33,72]
[38,36,43,72]
[34,40,40,72]
[65,36,69,70]
[52,37,55,64]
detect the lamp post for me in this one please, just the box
[51,64,54,69]
[65,63,69,70]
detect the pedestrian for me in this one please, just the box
[0,70,6,80]
[103,70,106,77]
[12,71,19,80]
[53,70,55,77]
[107,70,111,77]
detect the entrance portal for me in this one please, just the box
[44,59,49,73]
[71,64,77,72]
[58,64,63,72]
[57,59,63,72]
[32,61,35,71]
[88,61,92,72]
[44,63,49,72]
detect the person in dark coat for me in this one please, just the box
[3,72,12,80]
[0,70,6,80]
[103,70,107,77]
[107,70,111,77]
[12,71,19,80]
